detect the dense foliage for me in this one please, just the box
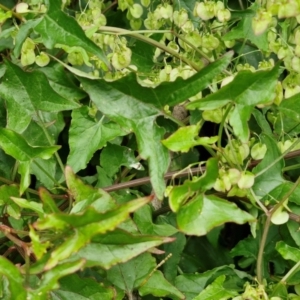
[2,0,300,299]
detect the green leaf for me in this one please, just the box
[168,157,219,212]
[186,157,219,192]
[276,241,300,263]
[34,0,107,64]
[32,260,86,296]
[0,257,26,300]
[37,197,150,268]
[0,59,80,133]
[39,187,60,214]
[67,107,127,173]
[193,275,237,300]
[175,266,248,300]
[187,65,280,141]
[0,184,20,218]
[52,274,115,299]
[162,123,218,152]
[79,77,168,199]
[79,54,232,198]
[13,19,41,58]
[0,128,60,161]
[162,232,186,283]
[36,196,150,231]
[11,197,44,216]
[223,8,268,51]
[18,160,30,195]
[84,53,232,110]
[74,229,174,269]
[65,166,116,213]
[252,134,285,197]
[107,252,156,292]
[139,270,185,299]
[133,205,178,236]
[176,194,255,236]
[100,143,139,177]
[39,63,87,102]
[275,93,300,135]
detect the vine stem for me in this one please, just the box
[103,149,300,192]
[256,175,300,284]
[256,215,271,284]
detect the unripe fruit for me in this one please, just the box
[252,9,272,35]
[195,1,215,20]
[16,3,29,13]
[129,4,143,19]
[251,143,267,160]
[237,171,255,189]
[35,52,50,67]
[271,209,289,225]
[173,9,189,27]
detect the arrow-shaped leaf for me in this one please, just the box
[0,128,60,161]
[79,55,231,198]
[0,59,80,133]
[75,229,174,269]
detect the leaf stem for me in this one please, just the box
[257,175,300,284]
[102,149,300,192]
[281,259,300,283]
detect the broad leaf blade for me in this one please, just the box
[276,241,300,263]
[176,194,255,236]
[67,107,127,173]
[89,53,232,109]
[193,275,237,300]
[75,229,174,269]
[0,128,60,161]
[107,252,156,292]
[252,134,285,197]
[0,60,80,133]
[52,274,115,299]
[34,0,107,63]
[139,270,185,299]
[0,256,27,300]
[65,166,116,213]
[187,65,280,141]
[79,77,168,199]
